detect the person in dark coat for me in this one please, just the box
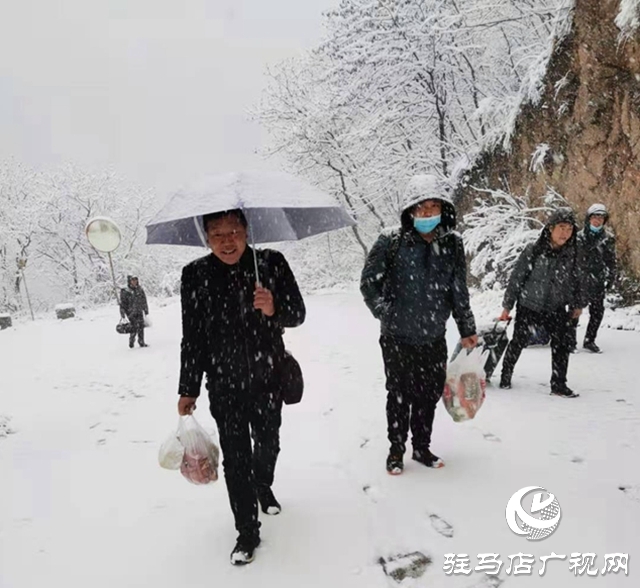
[498,207,586,397]
[177,209,305,566]
[361,174,477,475]
[571,203,617,353]
[120,275,149,348]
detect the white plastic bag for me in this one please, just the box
[442,346,489,422]
[177,415,220,485]
[158,424,185,470]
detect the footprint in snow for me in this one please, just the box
[360,438,370,449]
[619,485,640,503]
[378,552,432,583]
[429,513,454,538]
[483,432,501,443]
[362,484,383,504]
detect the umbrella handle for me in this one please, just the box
[253,249,261,288]
[249,220,261,287]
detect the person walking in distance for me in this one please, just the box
[120,275,149,348]
[573,203,616,353]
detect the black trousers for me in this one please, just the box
[584,294,606,344]
[569,293,605,347]
[209,377,282,539]
[380,335,447,455]
[501,306,573,389]
[128,313,145,346]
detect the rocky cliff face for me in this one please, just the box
[457,0,640,290]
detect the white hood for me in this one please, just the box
[399,174,457,232]
[401,174,453,212]
[586,203,607,217]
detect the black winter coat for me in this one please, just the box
[577,227,616,300]
[503,229,585,314]
[178,248,305,398]
[120,286,148,318]
[361,227,476,345]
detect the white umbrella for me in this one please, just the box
[145,170,356,280]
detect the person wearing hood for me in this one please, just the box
[498,207,586,398]
[361,174,478,475]
[177,209,305,566]
[571,203,616,353]
[119,275,149,348]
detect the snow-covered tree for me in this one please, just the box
[257,0,574,261]
[0,161,45,312]
[0,161,194,313]
[462,187,569,288]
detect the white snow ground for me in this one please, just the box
[1,290,638,587]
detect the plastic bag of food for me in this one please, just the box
[177,415,220,485]
[158,423,185,470]
[442,346,488,422]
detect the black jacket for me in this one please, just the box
[120,285,148,318]
[361,197,476,345]
[503,212,585,313]
[178,248,305,398]
[577,226,616,300]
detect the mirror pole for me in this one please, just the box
[108,252,120,306]
[21,269,35,321]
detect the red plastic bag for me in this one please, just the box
[177,415,220,485]
[442,347,488,422]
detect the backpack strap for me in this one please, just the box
[380,229,404,304]
[385,228,404,274]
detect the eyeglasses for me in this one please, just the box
[208,229,245,242]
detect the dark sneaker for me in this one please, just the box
[499,376,512,389]
[386,453,404,475]
[230,534,261,566]
[583,341,601,354]
[257,488,281,515]
[550,386,580,398]
[412,449,445,469]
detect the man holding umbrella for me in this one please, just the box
[177,209,306,565]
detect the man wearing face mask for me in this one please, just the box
[571,203,617,353]
[361,174,477,475]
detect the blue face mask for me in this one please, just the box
[589,224,604,233]
[413,215,441,234]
